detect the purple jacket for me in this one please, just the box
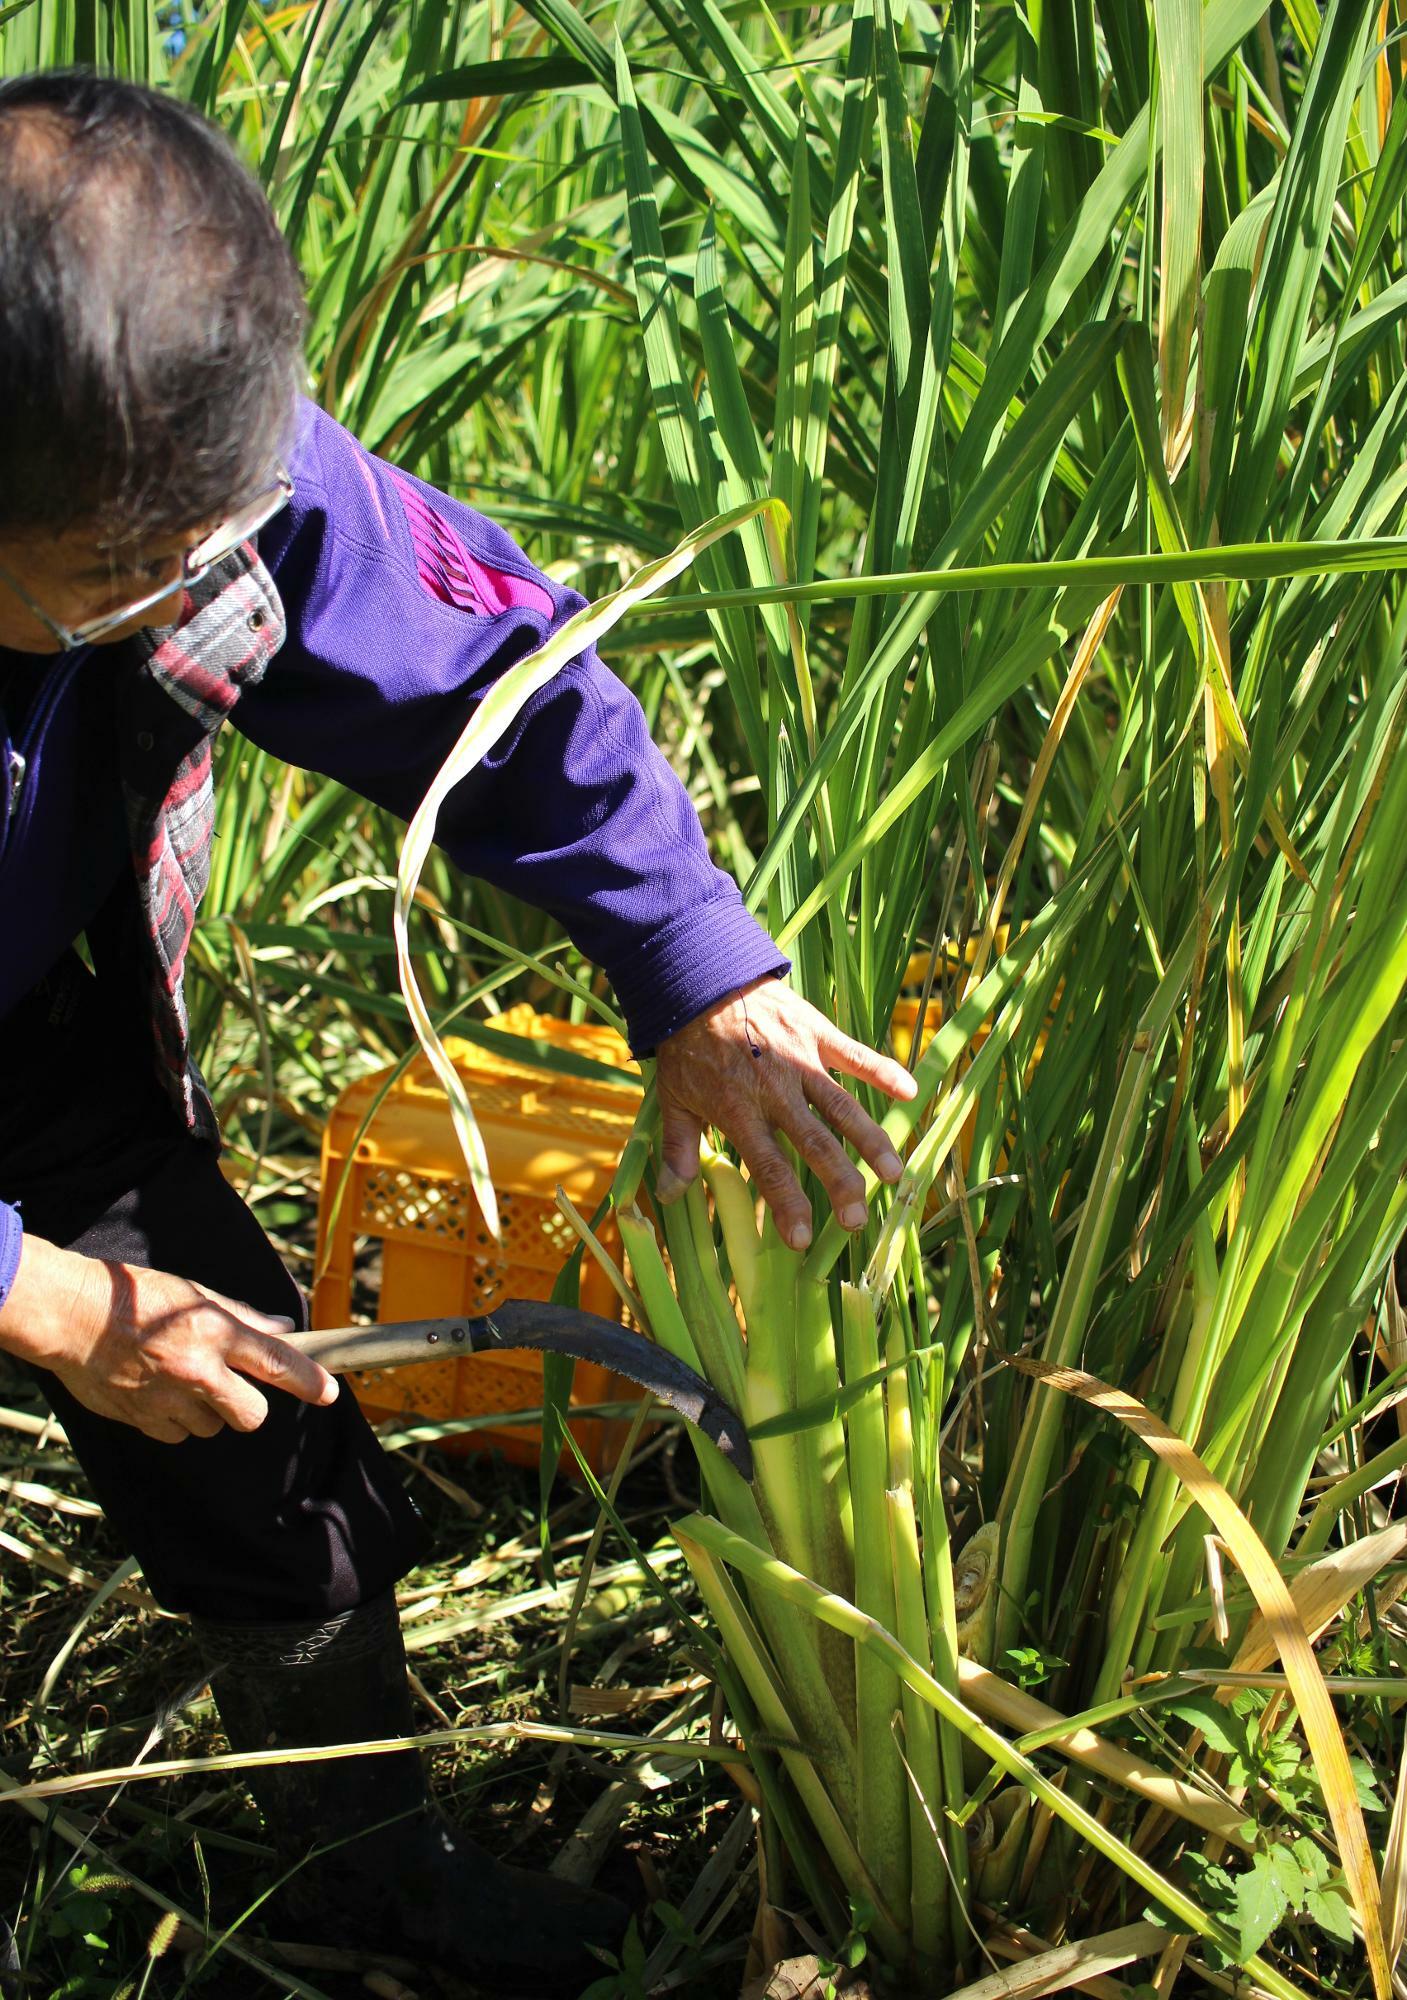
[0,403,787,1305]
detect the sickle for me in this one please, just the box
[288,1300,754,1481]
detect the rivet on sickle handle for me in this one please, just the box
[287,1299,754,1482]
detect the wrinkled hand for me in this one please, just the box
[653,976,918,1248]
[0,1233,339,1446]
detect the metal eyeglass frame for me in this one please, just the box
[0,467,294,652]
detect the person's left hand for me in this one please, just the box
[652,975,919,1249]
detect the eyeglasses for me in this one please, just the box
[0,467,294,652]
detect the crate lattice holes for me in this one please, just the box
[313,1005,646,1476]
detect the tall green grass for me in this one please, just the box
[6,2,1407,1992]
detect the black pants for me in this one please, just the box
[0,957,430,1621]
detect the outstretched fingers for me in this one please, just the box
[817,1023,919,1106]
[802,1065,907,1188]
[779,1094,872,1225]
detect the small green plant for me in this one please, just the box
[26,1861,131,2000]
[818,1903,876,1996]
[579,1915,650,2000]
[1002,1644,1067,1692]
[1183,1842,1357,1966]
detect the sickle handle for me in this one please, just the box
[288,1319,477,1374]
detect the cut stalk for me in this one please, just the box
[792,1272,856,1593]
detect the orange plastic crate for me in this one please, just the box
[890,994,977,1173]
[889,946,989,1171]
[891,938,1049,1178]
[312,1005,646,1476]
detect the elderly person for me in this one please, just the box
[0,70,913,1992]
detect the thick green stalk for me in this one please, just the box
[700,1150,764,1315]
[758,1266,855,1730]
[887,1487,951,1971]
[839,1283,911,1929]
[707,1159,854,1689]
[792,1273,856,1593]
[911,1336,971,1951]
[737,1228,813,1568]
[656,1177,748,1413]
[616,1205,704,1379]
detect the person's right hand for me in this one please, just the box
[0,1233,339,1444]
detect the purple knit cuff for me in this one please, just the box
[611,898,791,1057]
[0,1202,22,1313]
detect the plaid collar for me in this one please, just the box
[130,544,286,728]
[121,545,286,1137]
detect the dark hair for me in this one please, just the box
[0,70,307,549]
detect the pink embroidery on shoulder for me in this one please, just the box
[388,469,554,619]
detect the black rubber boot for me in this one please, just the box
[191,1592,628,1997]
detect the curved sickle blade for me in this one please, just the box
[292,1301,753,1482]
